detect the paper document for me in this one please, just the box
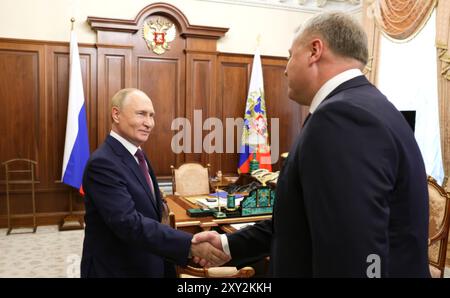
[196,197,244,209]
[183,195,213,205]
[209,191,244,199]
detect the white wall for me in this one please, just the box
[0,0,362,57]
[377,11,444,184]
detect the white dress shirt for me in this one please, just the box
[110,130,141,164]
[309,68,363,114]
[110,130,157,201]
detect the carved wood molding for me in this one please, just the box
[94,43,135,49]
[87,2,228,39]
[87,17,139,33]
[0,37,96,48]
[184,49,219,55]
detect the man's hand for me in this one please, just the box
[190,241,230,268]
[191,231,230,267]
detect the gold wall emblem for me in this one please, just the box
[143,17,176,55]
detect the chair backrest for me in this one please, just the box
[2,158,37,182]
[171,163,210,196]
[427,176,450,277]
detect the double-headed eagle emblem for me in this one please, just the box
[143,17,176,55]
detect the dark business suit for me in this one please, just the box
[81,135,192,277]
[228,75,430,277]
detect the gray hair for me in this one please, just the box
[111,88,145,110]
[297,12,368,65]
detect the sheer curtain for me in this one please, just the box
[377,10,444,184]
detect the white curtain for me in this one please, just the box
[378,10,444,184]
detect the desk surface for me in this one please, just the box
[166,195,271,232]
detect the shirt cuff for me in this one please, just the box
[220,234,231,256]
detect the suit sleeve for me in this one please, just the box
[300,101,398,277]
[83,157,192,266]
[226,219,272,266]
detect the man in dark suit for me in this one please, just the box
[81,88,229,277]
[193,12,430,277]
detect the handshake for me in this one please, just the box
[189,231,230,267]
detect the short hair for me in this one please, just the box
[110,88,144,110]
[296,11,368,65]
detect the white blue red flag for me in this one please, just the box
[61,30,90,193]
[238,48,272,173]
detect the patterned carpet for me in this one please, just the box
[0,225,449,278]
[0,226,83,278]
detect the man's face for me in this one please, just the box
[113,92,155,147]
[285,35,313,106]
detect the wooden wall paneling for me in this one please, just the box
[185,52,218,170]
[216,54,306,175]
[203,53,219,173]
[0,40,301,228]
[96,46,133,145]
[131,12,187,178]
[88,2,227,178]
[0,42,46,224]
[0,40,98,227]
[137,55,181,177]
[0,3,306,228]
[182,23,223,174]
[260,57,306,171]
[0,210,86,228]
[0,43,45,181]
[217,55,252,175]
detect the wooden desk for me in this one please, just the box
[166,195,272,234]
[210,176,239,189]
[219,224,238,233]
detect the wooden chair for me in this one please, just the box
[168,212,255,278]
[2,159,38,235]
[171,163,211,196]
[427,176,450,278]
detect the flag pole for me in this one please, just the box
[255,35,260,173]
[60,17,85,231]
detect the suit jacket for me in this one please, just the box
[228,75,430,277]
[81,135,192,278]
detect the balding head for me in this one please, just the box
[111,88,149,112]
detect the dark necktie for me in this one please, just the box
[135,149,156,200]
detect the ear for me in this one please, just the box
[111,107,120,123]
[308,38,324,64]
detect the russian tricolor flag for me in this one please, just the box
[61,30,90,193]
[238,48,272,174]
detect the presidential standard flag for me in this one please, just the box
[61,30,90,192]
[238,48,272,174]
